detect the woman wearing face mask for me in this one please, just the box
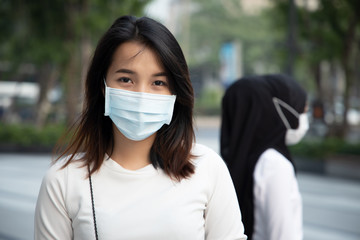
[34,16,247,240]
[221,74,308,240]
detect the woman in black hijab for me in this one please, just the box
[220,74,308,240]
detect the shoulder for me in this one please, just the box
[42,154,87,187]
[190,143,237,199]
[191,143,226,169]
[190,143,231,184]
[257,148,294,172]
[254,148,295,183]
[191,142,218,157]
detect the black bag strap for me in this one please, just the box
[88,165,99,240]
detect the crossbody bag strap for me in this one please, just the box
[88,165,99,240]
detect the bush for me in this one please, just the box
[0,123,66,150]
[195,87,224,115]
[289,138,360,160]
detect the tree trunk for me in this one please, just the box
[64,53,81,127]
[35,64,59,128]
[313,63,323,100]
[311,63,326,122]
[63,0,92,127]
[80,35,92,109]
[339,15,358,139]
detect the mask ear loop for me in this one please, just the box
[273,97,299,129]
[104,78,110,116]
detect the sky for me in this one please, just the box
[144,0,171,22]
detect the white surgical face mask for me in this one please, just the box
[285,113,309,145]
[104,82,176,141]
[273,97,309,145]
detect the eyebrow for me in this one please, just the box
[116,69,135,74]
[153,72,167,77]
[115,68,168,77]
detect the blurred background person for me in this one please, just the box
[220,74,308,240]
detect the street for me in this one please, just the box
[0,126,359,239]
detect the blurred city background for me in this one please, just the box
[0,0,359,239]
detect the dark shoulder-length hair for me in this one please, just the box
[56,16,195,180]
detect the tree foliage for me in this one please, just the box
[0,0,151,127]
[188,0,281,75]
[187,0,360,139]
[271,0,360,138]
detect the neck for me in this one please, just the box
[109,126,155,170]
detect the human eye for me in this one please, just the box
[118,77,132,83]
[153,80,168,86]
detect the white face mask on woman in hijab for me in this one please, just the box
[273,97,309,145]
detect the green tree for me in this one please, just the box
[183,0,297,114]
[0,0,151,127]
[187,0,281,75]
[271,0,360,138]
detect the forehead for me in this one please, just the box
[110,41,164,70]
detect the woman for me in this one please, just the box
[34,16,247,240]
[221,74,308,240]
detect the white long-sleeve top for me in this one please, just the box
[252,148,303,240]
[34,143,247,240]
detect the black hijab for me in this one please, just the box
[220,74,307,239]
